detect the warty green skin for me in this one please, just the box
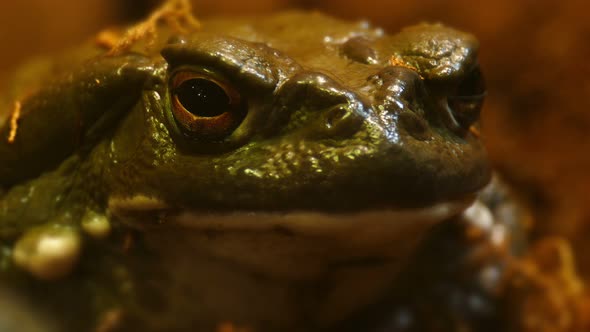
[0,11,493,332]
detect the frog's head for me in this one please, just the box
[105,14,489,216]
[98,14,492,324]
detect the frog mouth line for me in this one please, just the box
[108,195,475,241]
[108,195,476,281]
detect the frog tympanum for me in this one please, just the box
[0,4,516,332]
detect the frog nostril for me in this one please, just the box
[325,105,348,129]
[320,104,363,138]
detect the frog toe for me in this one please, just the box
[81,210,111,239]
[12,224,81,280]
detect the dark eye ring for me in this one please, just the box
[170,70,246,140]
[447,66,486,129]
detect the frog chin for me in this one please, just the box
[108,194,475,275]
[108,194,476,326]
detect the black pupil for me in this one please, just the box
[456,68,485,97]
[175,78,230,117]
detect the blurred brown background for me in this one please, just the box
[1,0,589,323]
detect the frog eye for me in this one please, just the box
[447,66,486,128]
[170,71,246,140]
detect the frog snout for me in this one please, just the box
[291,100,365,139]
[274,71,367,138]
[366,66,433,141]
[313,102,365,138]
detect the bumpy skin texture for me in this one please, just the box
[0,11,493,332]
[0,12,488,213]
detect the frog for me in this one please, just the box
[0,2,515,332]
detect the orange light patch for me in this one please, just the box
[389,55,423,79]
[7,100,21,143]
[216,322,251,332]
[95,29,122,50]
[108,0,201,55]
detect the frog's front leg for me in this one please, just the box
[11,224,81,280]
[0,155,110,280]
[331,177,528,332]
[0,54,154,280]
